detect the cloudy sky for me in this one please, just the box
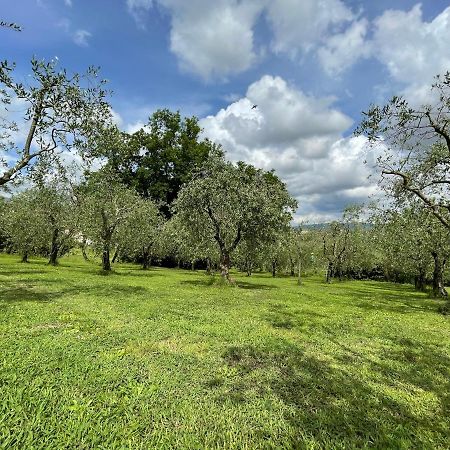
[2,0,450,221]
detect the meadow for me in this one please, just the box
[0,253,449,449]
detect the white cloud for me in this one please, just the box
[318,18,370,75]
[57,19,93,47]
[160,0,263,79]
[125,0,356,79]
[73,29,92,47]
[266,0,354,56]
[373,5,450,85]
[201,75,378,220]
[371,5,450,104]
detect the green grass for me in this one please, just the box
[0,253,449,449]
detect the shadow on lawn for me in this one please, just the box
[0,286,61,303]
[180,279,276,290]
[217,339,449,448]
[264,304,327,330]
[339,286,438,314]
[0,283,149,308]
[0,270,49,277]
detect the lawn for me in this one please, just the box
[0,253,449,449]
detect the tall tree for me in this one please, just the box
[99,109,219,216]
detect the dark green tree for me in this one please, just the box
[100,109,219,216]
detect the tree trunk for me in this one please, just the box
[220,252,231,282]
[271,259,277,278]
[81,238,89,261]
[326,261,333,283]
[48,228,59,266]
[191,260,195,271]
[206,257,212,275]
[142,248,150,270]
[297,259,302,285]
[21,250,28,263]
[246,259,252,277]
[102,242,111,271]
[112,246,120,264]
[414,266,426,291]
[431,251,445,297]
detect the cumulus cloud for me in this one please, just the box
[266,0,353,55]
[371,5,450,103]
[160,0,262,79]
[126,0,357,79]
[127,0,261,78]
[318,18,370,75]
[201,75,378,221]
[373,5,450,84]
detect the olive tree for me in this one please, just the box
[0,58,110,187]
[356,72,450,233]
[117,198,163,269]
[1,190,48,261]
[173,154,297,281]
[78,173,141,271]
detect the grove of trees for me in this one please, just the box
[1,49,449,311]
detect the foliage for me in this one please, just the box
[356,72,450,230]
[0,190,48,260]
[117,197,164,269]
[1,183,76,263]
[0,58,111,187]
[0,21,21,31]
[173,153,297,280]
[99,109,218,216]
[77,172,141,271]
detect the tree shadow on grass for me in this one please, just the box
[335,286,438,314]
[0,283,149,309]
[0,270,48,277]
[262,303,328,330]
[179,279,277,290]
[0,287,60,303]
[216,340,449,448]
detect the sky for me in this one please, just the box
[1,0,450,222]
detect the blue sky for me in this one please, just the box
[1,0,450,221]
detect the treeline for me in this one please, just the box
[1,173,450,298]
[1,57,450,308]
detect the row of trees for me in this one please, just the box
[1,47,450,302]
[2,174,449,297]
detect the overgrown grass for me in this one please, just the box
[0,253,449,449]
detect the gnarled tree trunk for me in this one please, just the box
[142,247,151,270]
[102,243,111,271]
[21,250,28,263]
[220,252,231,281]
[431,251,447,297]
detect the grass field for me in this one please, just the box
[0,253,449,449]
